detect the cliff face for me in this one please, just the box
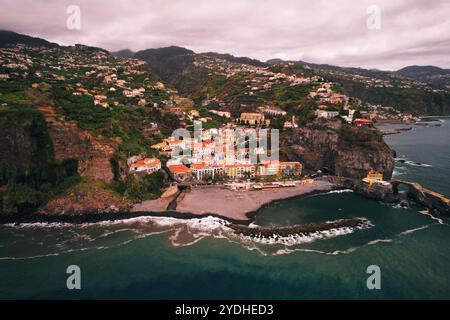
[281,119,395,180]
[0,107,56,170]
[49,120,116,183]
[0,116,40,166]
[38,106,116,183]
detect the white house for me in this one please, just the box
[315,110,339,119]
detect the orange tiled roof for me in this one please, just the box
[168,164,191,174]
[191,163,207,170]
[131,158,161,169]
[355,118,372,123]
[168,140,184,146]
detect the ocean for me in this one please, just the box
[1,118,449,299]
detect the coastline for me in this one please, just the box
[3,175,448,226]
[0,180,338,225]
[133,181,335,221]
[377,116,448,136]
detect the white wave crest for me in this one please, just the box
[404,160,432,167]
[326,189,354,194]
[1,215,374,257]
[399,225,431,236]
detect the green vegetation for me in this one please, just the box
[0,80,34,106]
[109,171,165,201]
[0,44,184,212]
[272,83,314,114]
[324,74,450,116]
[339,123,383,149]
[53,86,179,157]
[54,88,111,131]
[0,104,80,214]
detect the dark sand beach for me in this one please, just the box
[133,180,334,221]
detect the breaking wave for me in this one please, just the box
[2,205,444,259]
[405,161,432,167]
[0,215,375,259]
[419,209,444,224]
[393,166,407,177]
[399,225,431,235]
[325,189,354,194]
[395,157,432,168]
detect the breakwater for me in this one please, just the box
[229,218,369,238]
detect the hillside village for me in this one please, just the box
[0,42,433,212]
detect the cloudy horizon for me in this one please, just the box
[0,0,449,70]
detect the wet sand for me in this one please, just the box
[134,181,334,221]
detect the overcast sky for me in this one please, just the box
[1,0,449,70]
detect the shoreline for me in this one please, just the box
[0,181,340,226]
[377,116,447,136]
[2,175,448,226]
[376,116,449,126]
[133,181,335,221]
[380,127,413,136]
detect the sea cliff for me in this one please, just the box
[281,119,395,180]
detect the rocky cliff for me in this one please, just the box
[37,106,116,183]
[0,105,80,214]
[0,114,46,166]
[281,119,395,180]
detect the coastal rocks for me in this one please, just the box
[281,119,395,180]
[327,176,450,215]
[229,218,369,238]
[161,185,180,200]
[326,176,397,203]
[38,182,133,215]
[392,180,450,215]
[381,127,413,136]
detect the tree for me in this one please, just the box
[122,171,164,200]
[202,173,213,183]
[353,110,363,120]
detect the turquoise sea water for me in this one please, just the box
[0,118,449,299]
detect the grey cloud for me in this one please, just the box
[0,0,449,70]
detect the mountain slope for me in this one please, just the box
[111,49,135,58]
[0,30,59,48]
[394,65,450,86]
[0,40,181,213]
[134,46,209,95]
[395,65,450,78]
[203,52,266,67]
[269,58,450,115]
